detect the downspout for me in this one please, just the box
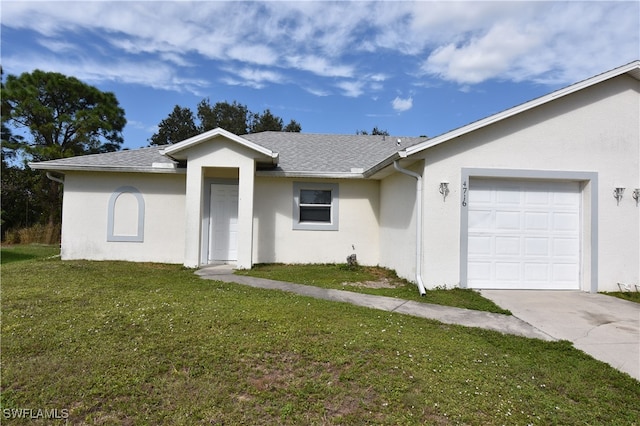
[393,160,426,296]
[46,172,64,185]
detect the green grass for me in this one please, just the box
[0,244,60,265]
[236,263,511,314]
[2,246,639,425]
[603,291,640,303]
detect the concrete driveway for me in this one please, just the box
[480,290,640,381]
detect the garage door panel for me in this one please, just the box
[553,264,579,282]
[524,212,549,230]
[495,262,520,281]
[468,210,493,229]
[495,211,520,230]
[553,238,579,257]
[553,189,580,205]
[553,212,580,232]
[525,190,551,205]
[468,178,580,290]
[496,189,521,204]
[468,262,491,281]
[495,236,520,255]
[469,188,493,204]
[524,263,550,281]
[524,237,549,256]
[468,236,492,255]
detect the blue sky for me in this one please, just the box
[2,1,639,150]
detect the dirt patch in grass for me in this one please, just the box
[342,277,400,289]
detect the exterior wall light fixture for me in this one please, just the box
[439,181,450,201]
[613,187,625,205]
[632,188,640,206]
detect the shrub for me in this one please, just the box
[3,223,61,245]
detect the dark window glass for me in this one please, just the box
[300,189,331,205]
[300,206,331,222]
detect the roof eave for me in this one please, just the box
[28,163,186,174]
[363,152,403,178]
[256,170,364,179]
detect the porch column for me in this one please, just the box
[236,161,255,269]
[184,162,203,268]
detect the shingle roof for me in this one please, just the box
[242,132,426,174]
[29,146,178,173]
[29,132,427,176]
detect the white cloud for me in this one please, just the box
[2,0,638,94]
[286,55,354,78]
[423,21,543,84]
[420,2,639,85]
[369,73,388,82]
[304,87,330,97]
[36,38,78,54]
[335,81,365,98]
[2,50,210,95]
[392,96,413,112]
[226,45,278,67]
[220,66,285,89]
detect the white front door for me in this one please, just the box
[208,184,239,262]
[467,179,581,289]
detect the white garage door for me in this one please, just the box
[467,179,580,289]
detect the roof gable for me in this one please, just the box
[161,127,278,164]
[401,60,640,158]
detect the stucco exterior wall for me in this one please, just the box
[252,177,380,265]
[378,166,420,283]
[416,74,639,291]
[60,171,186,263]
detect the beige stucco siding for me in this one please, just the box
[60,171,186,263]
[253,177,380,265]
[416,74,639,291]
[378,166,420,282]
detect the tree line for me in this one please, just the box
[150,99,301,145]
[0,69,301,241]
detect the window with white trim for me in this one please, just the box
[293,182,339,230]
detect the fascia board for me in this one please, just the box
[363,152,402,178]
[28,163,186,174]
[256,170,364,179]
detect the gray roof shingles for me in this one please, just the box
[243,132,425,173]
[29,132,427,175]
[29,146,176,171]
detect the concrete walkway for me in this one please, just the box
[196,265,639,380]
[480,290,640,381]
[196,265,553,341]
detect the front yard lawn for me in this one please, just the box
[236,263,511,314]
[2,246,639,425]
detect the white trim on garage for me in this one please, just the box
[459,168,599,292]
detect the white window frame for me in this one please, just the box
[292,182,339,231]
